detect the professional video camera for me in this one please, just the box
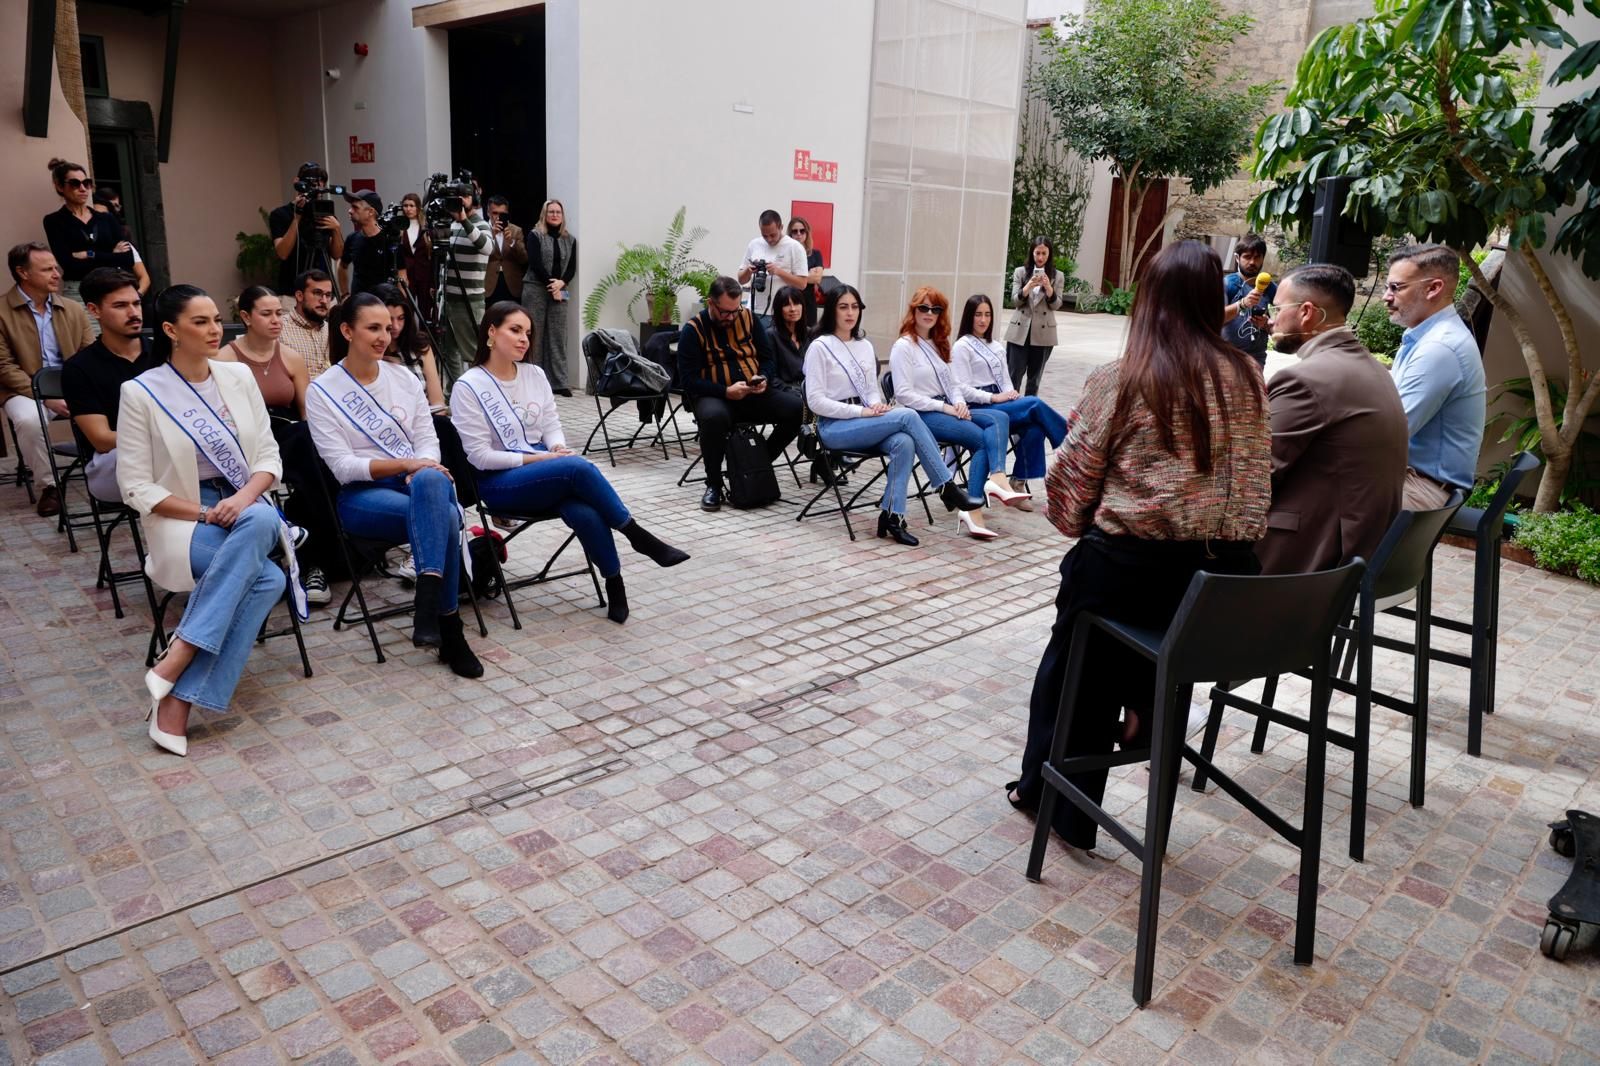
[376,203,409,241]
[294,176,347,222]
[750,258,770,293]
[422,170,476,238]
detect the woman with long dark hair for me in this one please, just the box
[786,216,825,330]
[372,283,446,409]
[1005,236,1064,396]
[397,193,433,312]
[767,285,809,391]
[450,302,688,624]
[952,294,1069,509]
[307,293,484,677]
[1008,241,1271,850]
[888,286,1028,540]
[803,286,977,546]
[118,285,298,755]
[43,158,135,307]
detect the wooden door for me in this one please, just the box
[1102,177,1168,292]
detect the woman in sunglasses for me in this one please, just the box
[786,216,825,330]
[889,288,1028,539]
[951,294,1069,509]
[43,158,136,306]
[804,286,978,545]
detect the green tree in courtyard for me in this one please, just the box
[1249,0,1600,511]
[1034,0,1273,290]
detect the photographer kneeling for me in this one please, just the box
[268,162,345,296]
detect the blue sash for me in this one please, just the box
[135,364,308,620]
[309,363,416,459]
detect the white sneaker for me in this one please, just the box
[303,567,331,606]
[395,552,416,583]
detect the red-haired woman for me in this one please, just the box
[1008,241,1272,851]
[888,287,1027,539]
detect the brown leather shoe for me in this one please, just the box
[36,484,59,517]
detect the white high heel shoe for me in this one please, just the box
[144,669,186,757]
[984,476,1032,508]
[956,510,1000,540]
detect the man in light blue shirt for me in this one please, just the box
[1383,244,1486,508]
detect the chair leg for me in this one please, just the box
[1350,600,1375,863]
[1295,668,1331,965]
[1409,572,1432,809]
[1025,630,1091,883]
[1132,680,1183,1007]
[1467,536,1495,754]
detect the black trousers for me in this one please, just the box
[1006,342,1053,397]
[693,390,804,482]
[272,420,341,575]
[1016,529,1259,848]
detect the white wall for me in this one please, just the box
[272,0,452,209]
[555,0,875,346]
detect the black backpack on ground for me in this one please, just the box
[724,426,781,508]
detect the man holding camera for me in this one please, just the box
[339,190,392,298]
[268,162,345,296]
[737,210,810,327]
[439,190,493,387]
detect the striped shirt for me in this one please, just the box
[443,211,493,299]
[1047,360,1271,542]
[279,310,331,380]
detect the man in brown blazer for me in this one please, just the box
[1256,263,1410,575]
[2,242,93,516]
[483,195,527,306]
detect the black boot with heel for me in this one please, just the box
[877,511,920,546]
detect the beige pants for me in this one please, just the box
[3,394,55,488]
[1402,467,1453,510]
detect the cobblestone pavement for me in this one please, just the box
[2,313,1597,1064]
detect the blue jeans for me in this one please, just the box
[987,396,1068,481]
[337,468,460,613]
[477,456,632,578]
[917,409,1009,503]
[818,408,951,517]
[174,480,286,712]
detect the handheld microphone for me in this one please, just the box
[1254,272,1272,294]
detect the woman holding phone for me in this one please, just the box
[1006,236,1064,396]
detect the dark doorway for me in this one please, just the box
[447,10,546,234]
[86,96,168,290]
[1102,177,1168,293]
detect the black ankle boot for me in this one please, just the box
[412,573,442,647]
[619,520,690,567]
[939,481,982,513]
[606,574,630,624]
[876,511,920,546]
[437,613,483,678]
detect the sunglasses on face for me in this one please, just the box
[789,228,806,236]
[65,178,95,190]
[914,304,944,315]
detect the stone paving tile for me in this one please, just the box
[2,328,1598,1063]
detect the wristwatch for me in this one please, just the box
[198,506,210,525]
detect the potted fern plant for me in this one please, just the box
[582,207,719,348]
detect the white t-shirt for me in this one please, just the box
[189,375,239,482]
[741,235,809,315]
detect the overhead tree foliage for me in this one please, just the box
[1250,0,1600,511]
[1034,0,1272,290]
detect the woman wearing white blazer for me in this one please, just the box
[119,285,293,757]
[450,302,688,625]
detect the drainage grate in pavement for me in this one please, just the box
[466,754,633,813]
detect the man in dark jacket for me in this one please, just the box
[677,276,802,511]
[1256,263,1410,574]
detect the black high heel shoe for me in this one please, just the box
[809,460,850,487]
[876,511,920,546]
[939,481,982,513]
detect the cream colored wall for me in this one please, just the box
[77,3,284,299]
[0,5,93,282]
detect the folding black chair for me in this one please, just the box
[579,331,679,466]
[1387,451,1540,755]
[311,432,488,664]
[0,414,34,503]
[1196,495,1464,862]
[1026,562,1366,1007]
[32,367,94,552]
[455,465,605,632]
[794,421,936,540]
[676,422,806,494]
[146,545,313,678]
[880,370,974,516]
[89,496,161,620]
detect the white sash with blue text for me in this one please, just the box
[309,363,417,459]
[460,366,538,454]
[135,364,308,620]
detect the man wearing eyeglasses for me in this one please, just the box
[1256,264,1409,575]
[737,210,811,326]
[677,276,803,510]
[1382,243,1486,509]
